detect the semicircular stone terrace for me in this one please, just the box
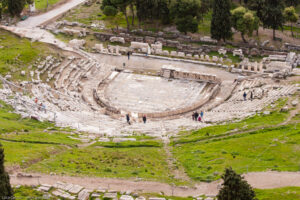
[95,70,219,119]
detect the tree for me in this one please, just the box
[211,0,232,42]
[217,168,257,200]
[176,15,198,34]
[283,6,299,37]
[7,0,32,17]
[199,0,211,21]
[113,0,132,31]
[231,6,259,42]
[285,0,300,7]
[170,0,202,34]
[103,5,118,16]
[247,0,264,36]
[261,0,285,40]
[0,143,14,199]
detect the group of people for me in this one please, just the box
[192,111,204,122]
[126,114,147,125]
[243,91,254,101]
[34,97,46,113]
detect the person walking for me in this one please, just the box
[34,97,38,104]
[195,111,199,121]
[243,92,247,101]
[127,51,130,60]
[198,115,202,122]
[200,111,204,121]
[126,114,131,125]
[192,112,195,121]
[250,91,253,101]
[142,115,147,124]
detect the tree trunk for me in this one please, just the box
[123,7,130,31]
[130,3,135,26]
[291,23,294,37]
[241,33,247,43]
[273,28,276,40]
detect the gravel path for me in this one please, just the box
[10,172,300,196]
[17,0,86,28]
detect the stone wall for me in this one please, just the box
[161,65,221,83]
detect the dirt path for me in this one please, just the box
[17,0,87,28]
[10,171,300,196]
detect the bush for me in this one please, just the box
[103,6,117,16]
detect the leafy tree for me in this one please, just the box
[7,0,32,17]
[261,0,285,40]
[199,0,211,21]
[285,0,300,7]
[217,168,257,200]
[231,6,259,42]
[176,15,198,34]
[211,0,232,42]
[106,0,131,31]
[170,0,202,34]
[247,0,264,36]
[103,5,118,16]
[0,143,14,199]
[283,6,299,37]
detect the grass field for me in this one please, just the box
[255,187,300,200]
[0,101,55,134]
[173,110,289,145]
[2,141,65,168]
[172,124,300,182]
[28,146,175,183]
[34,0,64,10]
[0,29,56,81]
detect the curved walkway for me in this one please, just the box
[17,0,86,28]
[10,171,300,196]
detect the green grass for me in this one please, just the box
[173,110,289,144]
[0,101,55,134]
[14,186,56,200]
[0,131,81,146]
[2,141,64,167]
[255,187,300,200]
[172,124,300,182]
[92,140,163,148]
[0,29,55,81]
[34,0,63,10]
[198,12,212,35]
[28,146,174,183]
[162,46,178,52]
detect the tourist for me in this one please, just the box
[250,91,253,101]
[243,92,247,101]
[192,112,195,121]
[42,104,46,113]
[195,111,199,121]
[127,51,130,60]
[200,111,204,119]
[198,115,202,122]
[39,103,42,111]
[126,114,131,125]
[34,97,38,104]
[143,115,147,124]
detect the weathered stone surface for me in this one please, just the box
[68,184,83,194]
[78,189,90,200]
[103,193,118,199]
[110,36,125,44]
[69,39,86,48]
[292,100,298,106]
[120,195,134,200]
[149,197,166,200]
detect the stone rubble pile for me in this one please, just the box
[26,182,216,200]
